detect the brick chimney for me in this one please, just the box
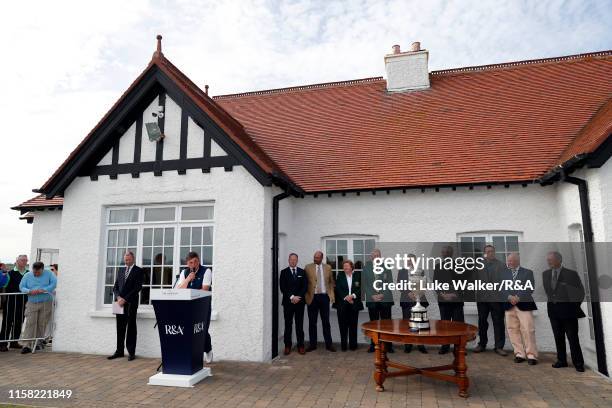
[384,42,430,92]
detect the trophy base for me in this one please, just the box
[409,321,430,331]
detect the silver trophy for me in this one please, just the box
[408,268,430,331]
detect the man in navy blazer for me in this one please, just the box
[543,251,585,372]
[502,252,538,365]
[279,253,308,355]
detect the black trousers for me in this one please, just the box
[115,302,138,355]
[439,303,465,348]
[0,294,26,343]
[337,306,359,350]
[204,302,212,353]
[307,294,332,347]
[283,301,305,347]
[550,317,584,367]
[476,301,505,349]
[367,303,392,346]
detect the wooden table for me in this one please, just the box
[362,319,477,397]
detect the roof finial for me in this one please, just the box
[205,84,209,95]
[153,34,163,59]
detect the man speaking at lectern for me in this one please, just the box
[176,251,213,363]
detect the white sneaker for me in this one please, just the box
[204,351,213,363]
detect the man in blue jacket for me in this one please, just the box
[19,261,57,354]
[503,252,538,365]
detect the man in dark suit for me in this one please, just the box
[473,245,507,356]
[280,253,307,355]
[502,252,538,365]
[363,249,395,353]
[543,251,585,372]
[433,246,465,355]
[108,251,143,361]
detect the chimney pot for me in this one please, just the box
[392,44,401,54]
[410,41,421,52]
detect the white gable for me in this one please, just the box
[211,139,227,157]
[117,122,136,164]
[187,116,204,158]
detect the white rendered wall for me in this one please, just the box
[53,166,271,362]
[278,184,570,353]
[29,210,62,264]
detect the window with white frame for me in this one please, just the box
[458,232,521,265]
[324,236,376,278]
[103,204,214,306]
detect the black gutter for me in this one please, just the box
[561,170,608,376]
[271,191,290,358]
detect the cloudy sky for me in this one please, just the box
[0,0,610,262]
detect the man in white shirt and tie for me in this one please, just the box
[108,251,144,361]
[304,251,336,352]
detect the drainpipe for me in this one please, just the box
[562,171,609,376]
[271,191,290,359]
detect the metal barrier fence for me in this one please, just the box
[0,292,55,353]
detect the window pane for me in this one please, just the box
[164,228,174,245]
[152,267,162,285]
[181,206,214,221]
[180,228,190,245]
[153,248,163,265]
[180,246,189,265]
[142,267,151,285]
[202,227,213,245]
[143,228,153,246]
[163,247,174,265]
[117,229,127,247]
[104,286,114,304]
[115,250,124,266]
[109,209,139,223]
[506,236,519,252]
[365,239,375,254]
[337,240,348,255]
[326,240,336,256]
[142,247,152,265]
[201,247,213,266]
[144,207,175,222]
[192,227,202,245]
[153,228,163,246]
[163,267,173,286]
[108,230,117,247]
[128,229,138,246]
[106,248,116,266]
[353,239,364,255]
[492,236,506,252]
[105,267,115,284]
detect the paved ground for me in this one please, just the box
[0,346,611,408]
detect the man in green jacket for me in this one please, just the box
[362,249,395,353]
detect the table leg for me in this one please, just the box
[453,339,469,398]
[374,337,387,392]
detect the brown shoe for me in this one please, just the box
[298,346,305,355]
[283,346,291,355]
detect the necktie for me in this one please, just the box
[552,269,558,288]
[125,266,131,280]
[512,268,518,281]
[316,265,324,293]
[292,268,296,280]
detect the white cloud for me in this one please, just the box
[0,0,610,261]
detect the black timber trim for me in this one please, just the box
[91,156,239,176]
[156,71,271,185]
[585,134,612,168]
[43,65,274,196]
[133,114,143,178]
[302,179,540,197]
[110,138,120,179]
[154,91,166,176]
[46,66,162,197]
[12,206,63,215]
[178,100,189,175]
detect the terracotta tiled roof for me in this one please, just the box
[215,51,612,192]
[12,194,64,212]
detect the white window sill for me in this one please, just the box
[88,308,218,320]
